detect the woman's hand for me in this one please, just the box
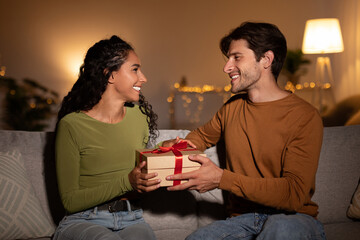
[128,161,161,193]
[162,136,197,148]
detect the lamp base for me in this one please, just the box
[312,56,336,113]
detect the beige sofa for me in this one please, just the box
[0,126,359,240]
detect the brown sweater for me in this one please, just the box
[186,93,323,217]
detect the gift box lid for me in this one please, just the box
[136,148,204,169]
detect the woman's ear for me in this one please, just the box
[104,69,114,84]
[261,50,274,69]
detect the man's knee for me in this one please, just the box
[186,220,228,240]
[262,214,299,236]
[258,213,325,240]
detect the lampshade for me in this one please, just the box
[302,18,344,54]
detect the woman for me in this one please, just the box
[53,35,160,240]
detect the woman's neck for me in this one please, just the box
[84,97,126,124]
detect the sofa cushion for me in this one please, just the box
[323,222,360,240]
[0,150,55,239]
[0,130,65,226]
[313,125,360,224]
[347,181,360,219]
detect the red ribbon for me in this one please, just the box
[139,141,193,186]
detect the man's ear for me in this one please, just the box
[261,50,274,69]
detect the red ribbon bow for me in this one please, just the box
[140,141,192,186]
[154,141,188,156]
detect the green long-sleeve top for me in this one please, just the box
[186,93,323,217]
[55,105,149,213]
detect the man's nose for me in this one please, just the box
[223,60,234,73]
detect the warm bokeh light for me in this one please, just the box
[58,51,85,95]
[323,83,332,89]
[284,81,329,92]
[295,84,303,90]
[174,84,230,94]
[0,66,6,77]
[47,37,93,96]
[224,85,231,92]
[67,54,84,79]
[167,96,173,103]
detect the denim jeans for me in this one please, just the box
[186,213,326,240]
[53,201,157,240]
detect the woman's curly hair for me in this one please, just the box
[57,35,158,142]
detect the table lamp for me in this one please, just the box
[302,18,344,113]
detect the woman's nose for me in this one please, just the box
[139,72,147,83]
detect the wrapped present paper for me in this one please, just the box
[136,142,204,187]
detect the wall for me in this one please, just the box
[0,0,358,129]
[332,0,360,101]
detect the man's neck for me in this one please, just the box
[247,78,290,103]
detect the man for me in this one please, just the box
[164,22,326,239]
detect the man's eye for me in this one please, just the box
[133,68,139,72]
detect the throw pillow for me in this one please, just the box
[0,150,55,239]
[347,181,360,219]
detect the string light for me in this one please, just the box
[284,81,332,92]
[0,66,5,77]
[168,82,232,128]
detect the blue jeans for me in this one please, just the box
[186,213,326,240]
[53,202,157,240]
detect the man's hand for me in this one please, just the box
[162,136,197,148]
[166,154,223,193]
[128,161,161,193]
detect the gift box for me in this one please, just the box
[136,142,205,187]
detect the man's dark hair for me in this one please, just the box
[220,22,287,81]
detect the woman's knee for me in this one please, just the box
[54,222,118,240]
[118,222,157,240]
